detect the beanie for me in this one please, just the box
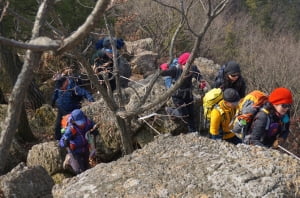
[223,88,240,103]
[178,52,190,65]
[268,87,293,105]
[224,61,241,75]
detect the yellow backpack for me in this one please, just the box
[202,88,223,120]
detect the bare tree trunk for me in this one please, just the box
[0,46,36,142]
[0,0,50,173]
[0,88,6,104]
[116,116,134,154]
[13,53,44,110]
[0,0,111,174]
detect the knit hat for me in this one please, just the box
[223,88,240,103]
[71,109,86,126]
[178,52,190,65]
[224,61,241,75]
[160,63,168,71]
[268,87,293,105]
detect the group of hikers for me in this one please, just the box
[51,36,127,174]
[160,52,293,151]
[50,37,294,174]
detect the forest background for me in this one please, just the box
[0,0,300,171]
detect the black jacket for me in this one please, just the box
[214,75,246,98]
[249,104,290,147]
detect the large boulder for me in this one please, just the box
[27,141,65,175]
[52,134,300,197]
[0,162,54,198]
[130,50,158,78]
[125,38,153,55]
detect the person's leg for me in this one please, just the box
[185,97,197,133]
[73,151,89,173]
[55,109,64,140]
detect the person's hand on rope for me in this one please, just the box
[272,137,285,149]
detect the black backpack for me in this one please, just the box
[213,64,226,88]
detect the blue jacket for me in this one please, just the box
[52,78,94,113]
[61,118,95,154]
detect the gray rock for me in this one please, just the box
[52,134,300,197]
[0,162,54,198]
[27,141,65,175]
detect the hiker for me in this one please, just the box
[59,109,98,174]
[160,58,180,89]
[91,48,116,91]
[214,61,246,98]
[161,52,205,133]
[160,63,172,88]
[245,87,293,148]
[52,76,94,140]
[95,37,125,50]
[209,88,242,145]
[91,42,131,90]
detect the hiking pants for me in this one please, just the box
[172,93,196,132]
[73,151,89,174]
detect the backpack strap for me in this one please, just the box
[214,104,225,137]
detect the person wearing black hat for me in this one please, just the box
[214,61,247,98]
[209,88,242,145]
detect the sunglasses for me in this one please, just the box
[229,74,240,78]
[281,104,291,109]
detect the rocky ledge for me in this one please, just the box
[52,134,300,198]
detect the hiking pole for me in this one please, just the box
[278,145,300,161]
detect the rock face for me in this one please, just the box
[27,141,65,175]
[52,134,300,198]
[0,162,54,198]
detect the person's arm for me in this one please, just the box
[210,108,222,139]
[59,126,73,148]
[74,86,94,102]
[250,112,269,147]
[51,89,58,108]
[192,66,203,82]
[278,115,290,140]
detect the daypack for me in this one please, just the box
[213,64,226,88]
[95,37,125,50]
[231,90,268,137]
[61,114,71,134]
[202,88,223,121]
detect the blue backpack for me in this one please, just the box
[163,58,180,89]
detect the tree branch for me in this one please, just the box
[57,0,111,54]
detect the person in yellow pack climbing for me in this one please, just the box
[209,88,242,145]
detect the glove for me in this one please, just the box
[199,81,207,90]
[59,138,69,148]
[272,137,284,149]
